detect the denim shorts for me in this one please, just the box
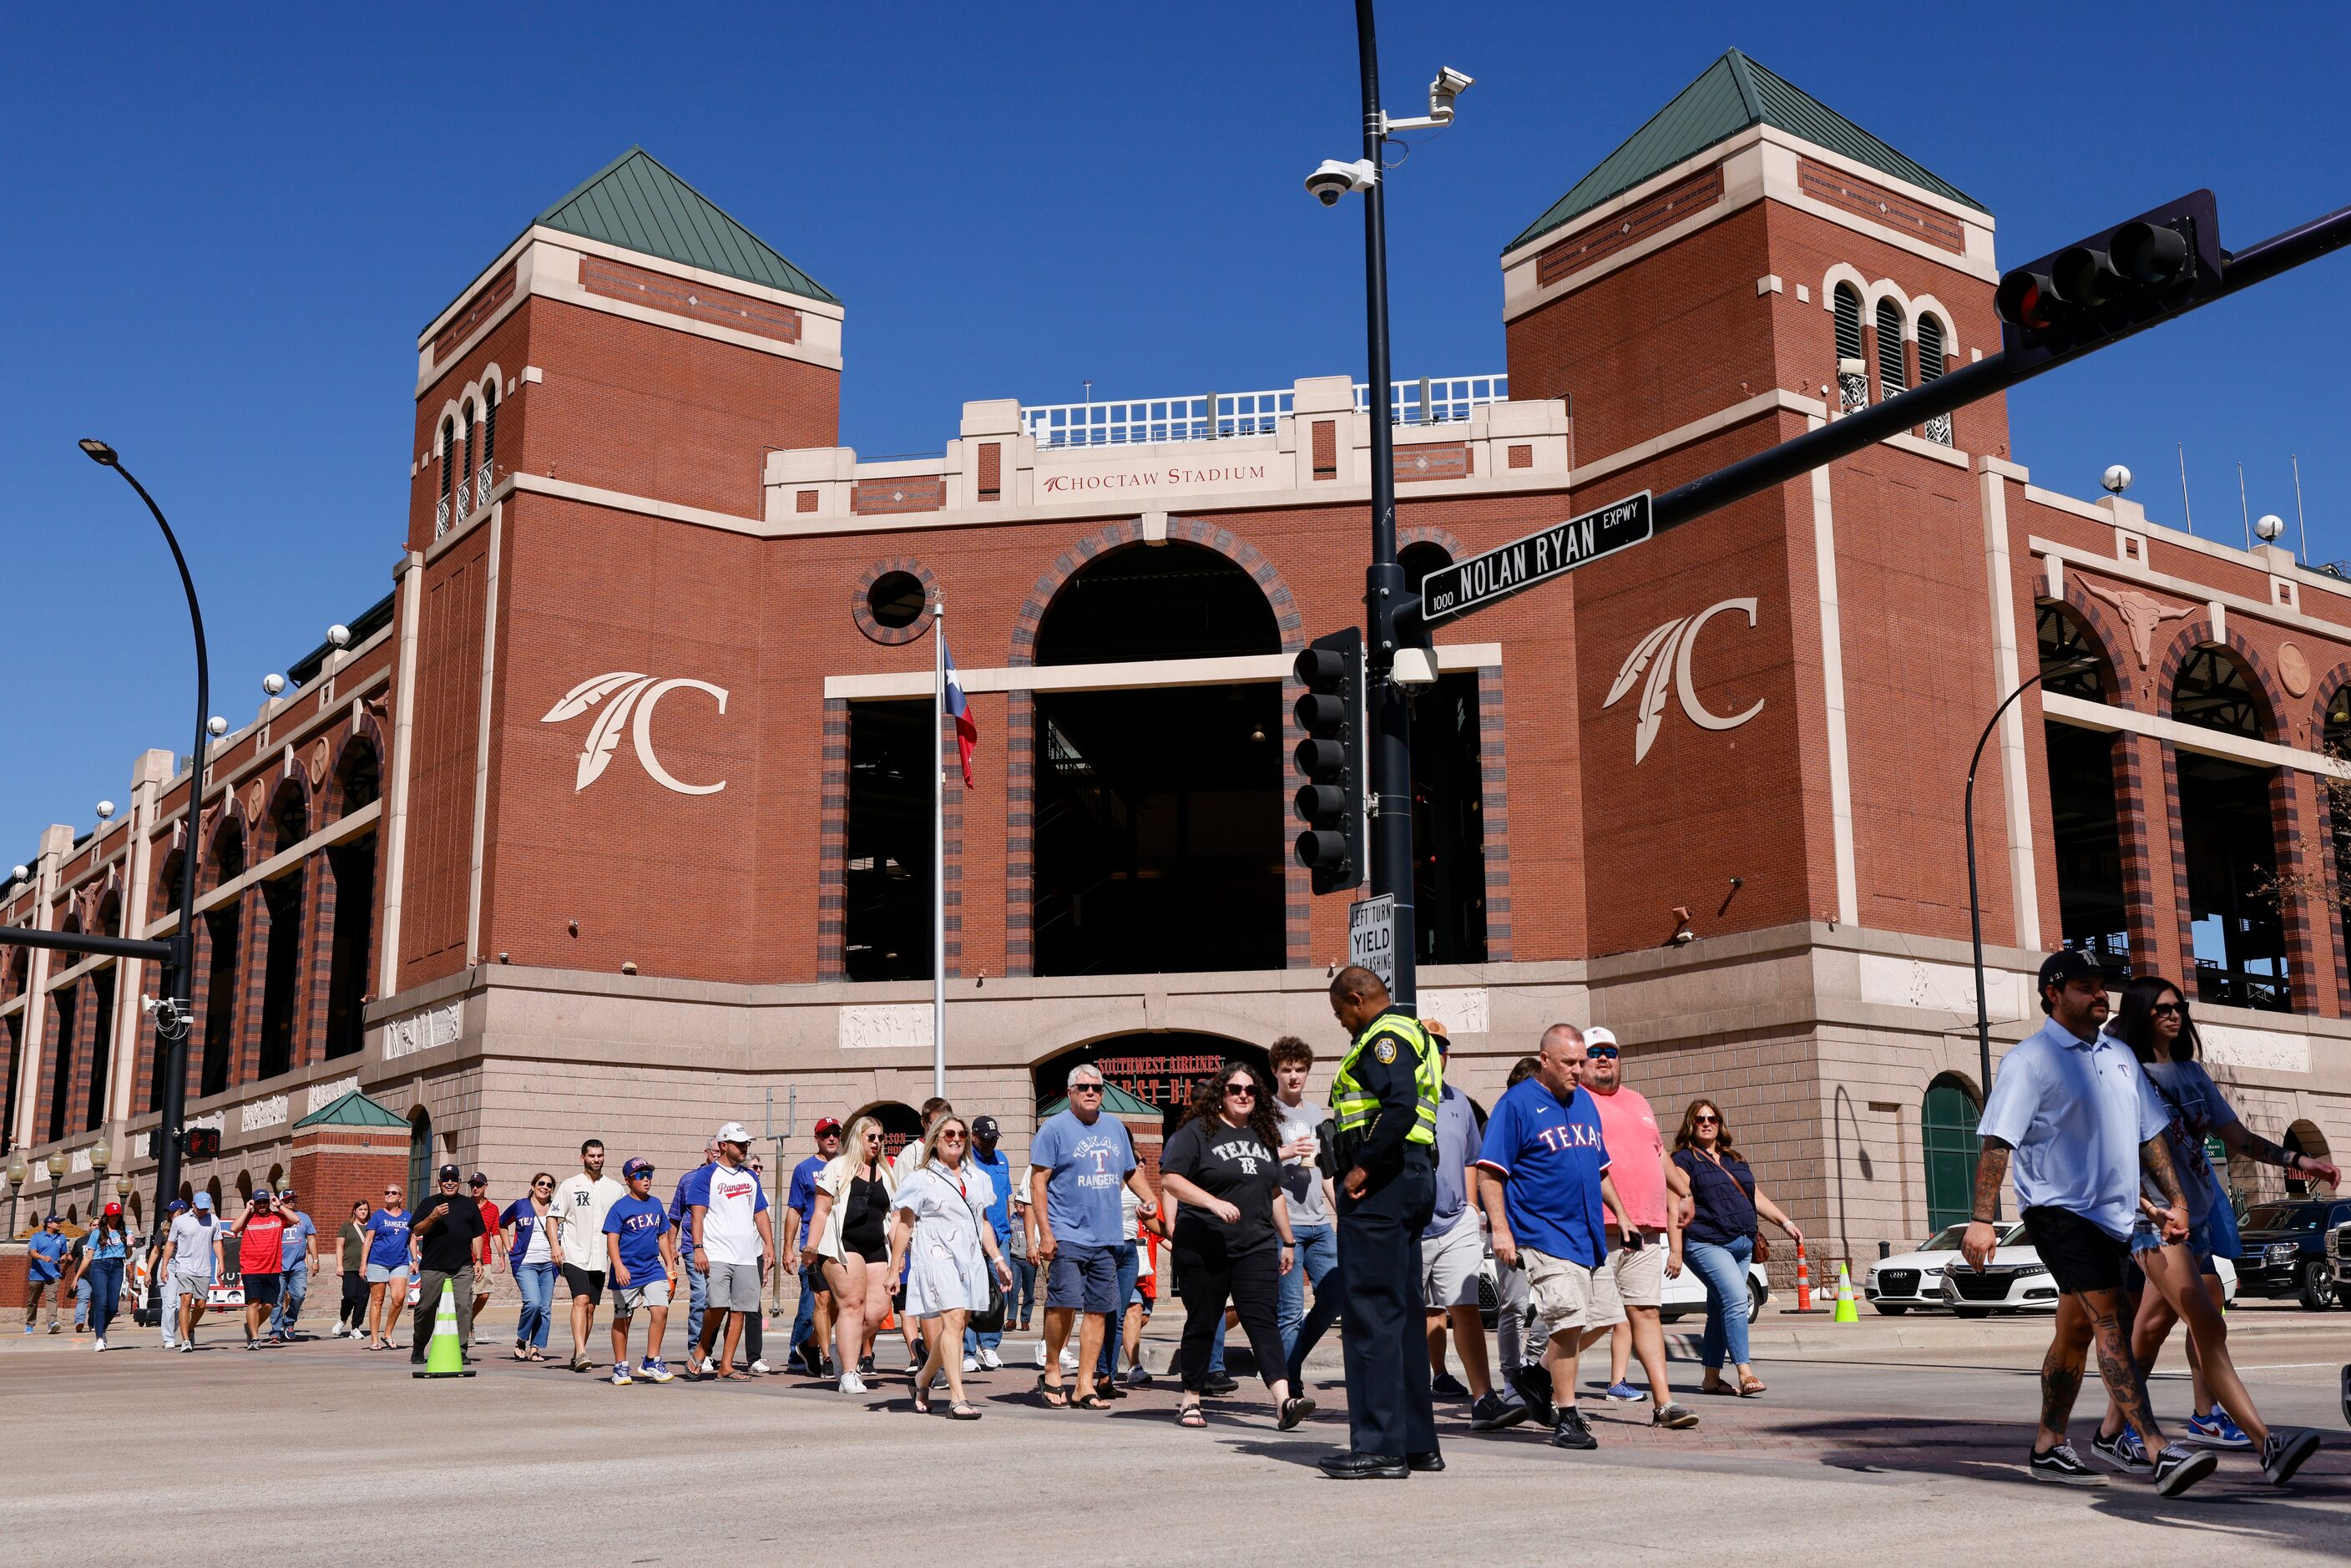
[1046,1242,1120,1315]
[2129,1210,2225,1275]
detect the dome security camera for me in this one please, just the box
[2101,464,2132,494]
[326,624,351,649]
[1306,158,1377,206]
[206,716,229,737]
[2257,513,2286,542]
[261,673,286,696]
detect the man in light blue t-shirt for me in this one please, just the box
[1964,950,2207,1496]
[1028,1065,1156,1408]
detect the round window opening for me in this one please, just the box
[867,571,928,630]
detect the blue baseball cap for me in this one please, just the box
[622,1157,655,1180]
[168,1199,190,1213]
[192,1192,214,1211]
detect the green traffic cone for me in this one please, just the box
[1832,1260,1859,1324]
[413,1281,476,1378]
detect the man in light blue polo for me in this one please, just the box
[1964,949,2208,1495]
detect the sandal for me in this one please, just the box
[912,1388,933,1415]
[1178,1403,1207,1428]
[1737,1378,1767,1397]
[1034,1374,1069,1409]
[1277,1394,1317,1432]
[525,1349,548,1363]
[716,1370,751,1381]
[947,1401,983,1420]
[1073,1392,1113,1411]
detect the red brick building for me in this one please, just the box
[4,55,2343,1271]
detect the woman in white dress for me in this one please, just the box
[888,1115,1014,1419]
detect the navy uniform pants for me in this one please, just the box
[1336,1150,1437,1458]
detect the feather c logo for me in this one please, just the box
[542,672,731,795]
[1602,598,1765,763]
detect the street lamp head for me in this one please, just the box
[326,625,351,650]
[44,1150,66,1179]
[88,1141,110,1172]
[3,1152,22,1186]
[94,801,115,822]
[9,865,27,883]
[78,438,119,467]
[261,674,286,697]
[2256,513,2286,543]
[206,716,228,737]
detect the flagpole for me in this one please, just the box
[932,597,948,1100]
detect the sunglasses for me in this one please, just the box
[384,1189,401,1196]
[2150,1002,2183,1017]
[1694,1114,1720,1125]
[1585,1046,1620,1059]
[1069,1083,1104,1094]
[533,1180,553,1188]
[1225,1085,1258,1098]
[938,1131,967,1143]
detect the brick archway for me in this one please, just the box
[1003,518,1308,977]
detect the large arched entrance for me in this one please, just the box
[1031,543,1285,977]
[847,1100,924,1159]
[1921,1075,1980,1231]
[1032,1031,1272,1136]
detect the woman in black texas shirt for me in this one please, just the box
[1158,1060,1312,1433]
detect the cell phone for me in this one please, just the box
[1622,1231,1646,1254]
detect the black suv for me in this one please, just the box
[2233,1198,2351,1309]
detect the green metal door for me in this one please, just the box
[1922,1077,1980,1231]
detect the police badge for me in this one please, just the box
[1373,1039,1397,1064]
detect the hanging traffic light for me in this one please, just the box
[1292,627,1363,895]
[1994,191,2225,375]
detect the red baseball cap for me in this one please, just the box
[813,1117,842,1137]
[103,1202,122,1216]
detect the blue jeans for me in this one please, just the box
[84,1258,124,1338]
[513,1261,557,1350]
[1277,1224,1338,1362]
[791,1262,820,1359]
[1685,1235,1753,1370]
[269,1259,309,1335]
[1095,1242,1140,1378]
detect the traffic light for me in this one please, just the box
[1994,191,2225,375]
[182,1126,220,1159]
[1292,627,1363,895]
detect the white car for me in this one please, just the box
[1935,1228,2237,1315]
[1867,1222,2014,1314]
[1479,1244,1770,1325]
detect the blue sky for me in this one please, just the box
[3,3,2347,854]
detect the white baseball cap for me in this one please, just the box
[715,1121,751,1145]
[1582,1026,1619,1050]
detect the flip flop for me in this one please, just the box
[947,1402,983,1420]
[1073,1392,1112,1411]
[1278,1395,1317,1432]
[1034,1374,1069,1409]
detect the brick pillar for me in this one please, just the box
[287,1123,408,1244]
[235,887,268,1088]
[2120,735,2184,981]
[294,852,334,1070]
[2275,768,2333,1016]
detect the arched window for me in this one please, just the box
[1875,298,1908,398]
[1921,1075,1981,1230]
[407,1106,433,1206]
[458,399,477,518]
[481,382,498,480]
[2036,601,2111,701]
[2040,602,2129,971]
[2172,645,2265,738]
[1918,316,1952,445]
[1833,285,1866,412]
[437,417,456,538]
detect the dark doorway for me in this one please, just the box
[2177,754,2288,1010]
[45,986,76,1143]
[843,701,933,983]
[85,968,116,1132]
[1410,673,1488,964]
[1031,542,1284,979]
[2044,723,2131,974]
[407,1107,433,1202]
[847,1100,923,1160]
[2036,601,2112,700]
[1921,1075,1980,1231]
[258,872,304,1080]
[325,835,376,1060]
[1032,1032,1272,1133]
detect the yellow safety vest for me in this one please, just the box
[1329,1012,1441,1147]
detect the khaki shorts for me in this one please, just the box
[1523,1247,1624,1336]
[1589,1234,1666,1318]
[1419,1210,1484,1308]
[613,1277,672,1318]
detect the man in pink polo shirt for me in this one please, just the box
[1581,1027,1698,1429]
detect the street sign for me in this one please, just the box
[1418,490,1652,625]
[1349,893,1395,990]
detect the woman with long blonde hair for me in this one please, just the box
[801,1115,897,1393]
[890,1114,1013,1419]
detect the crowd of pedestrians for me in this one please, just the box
[14,948,2335,1504]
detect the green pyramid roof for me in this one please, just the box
[535,146,838,305]
[293,1089,409,1130]
[1038,1082,1164,1118]
[1506,48,1985,255]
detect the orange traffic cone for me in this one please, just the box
[1795,1241,1813,1312]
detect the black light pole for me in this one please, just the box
[1964,655,2096,1119]
[77,439,210,1261]
[1353,0,1417,1012]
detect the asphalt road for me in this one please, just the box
[8,1307,2349,1565]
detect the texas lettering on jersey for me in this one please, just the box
[1532,1120,1605,1154]
[1207,1138,1266,1176]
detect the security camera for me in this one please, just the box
[94,801,115,822]
[1428,66,1474,123]
[2257,513,2285,542]
[2101,464,2132,494]
[326,624,351,649]
[206,716,228,737]
[261,673,286,696]
[1307,158,1377,206]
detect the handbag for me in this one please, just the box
[1751,1232,1772,1263]
[943,1166,1009,1333]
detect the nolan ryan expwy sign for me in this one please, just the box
[1418,491,1653,625]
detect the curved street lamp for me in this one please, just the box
[1965,654,2098,1151]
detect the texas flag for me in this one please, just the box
[943,635,978,787]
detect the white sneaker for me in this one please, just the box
[699,1356,717,1376]
[1034,1340,1048,1368]
[94,1338,106,1353]
[978,1348,1003,1370]
[839,1370,867,1394]
[610,1364,634,1386]
[751,1358,772,1375]
[963,1355,979,1373]
[1059,1347,1079,1372]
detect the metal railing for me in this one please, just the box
[434,495,450,539]
[1020,374,1508,449]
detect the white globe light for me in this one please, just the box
[206,716,229,737]
[326,625,351,649]
[2101,464,2132,494]
[2256,513,2285,542]
[261,673,286,696]
[94,801,115,821]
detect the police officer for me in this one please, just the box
[1320,964,1443,1479]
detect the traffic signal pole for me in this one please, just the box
[1354,0,1418,1013]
